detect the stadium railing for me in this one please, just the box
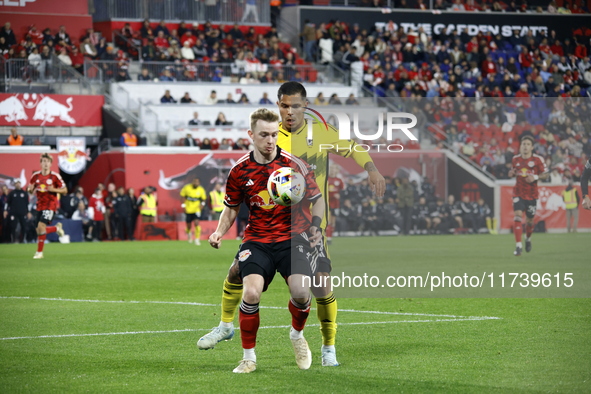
[92,0,270,24]
[2,56,97,95]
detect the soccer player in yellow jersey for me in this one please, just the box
[180,178,207,245]
[198,82,385,367]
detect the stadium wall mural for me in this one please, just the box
[0,94,104,127]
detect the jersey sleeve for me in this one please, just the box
[180,185,187,198]
[325,124,374,169]
[53,173,66,189]
[224,167,243,207]
[304,166,322,202]
[199,187,207,201]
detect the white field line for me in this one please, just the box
[0,296,502,320]
[0,318,495,341]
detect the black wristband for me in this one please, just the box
[311,216,322,228]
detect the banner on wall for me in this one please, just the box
[499,185,591,230]
[56,137,87,174]
[0,94,104,127]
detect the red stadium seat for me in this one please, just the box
[210,138,220,150]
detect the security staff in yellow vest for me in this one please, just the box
[180,178,206,245]
[208,182,225,221]
[137,186,157,223]
[562,181,579,233]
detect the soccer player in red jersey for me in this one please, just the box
[27,153,68,259]
[208,108,325,373]
[508,135,549,256]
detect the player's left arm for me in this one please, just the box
[309,196,325,248]
[525,158,549,183]
[304,163,325,247]
[48,174,67,194]
[329,131,385,197]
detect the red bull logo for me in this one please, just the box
[250,190,276,210]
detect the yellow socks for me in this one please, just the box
[221,278,243,323]
[315,292,337,346]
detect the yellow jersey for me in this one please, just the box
[278,119,373,225]
[180,184,207,214]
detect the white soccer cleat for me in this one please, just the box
[56,222,65,237]
[291,336,312,370]
[233,359,256,373]
[194,239,201,246]
[321,347,340,367]
[33,252,44,259]
[197,326,234,350]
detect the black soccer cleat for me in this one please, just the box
[514,246,522,256]
[525,239,532,253]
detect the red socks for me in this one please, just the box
[289,298,310,332]
[37,234,46,253]
[239,301,259,349]
[514,220,522,243]
[46,226,57,234]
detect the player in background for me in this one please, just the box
[180,178,206,245]
[208,108,325,373]
[198,82,386,368]
[27,153,67,259]
[508,135,549,256]
[581,160,591,210]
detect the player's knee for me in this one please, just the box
[242,287,261,304]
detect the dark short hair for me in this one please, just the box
[40,153,53,162]
[521,135,535,144]
[277,81,307,100]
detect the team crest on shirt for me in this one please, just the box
[528,161,535,167]
[47,179,53,185]
[238,249,252,262]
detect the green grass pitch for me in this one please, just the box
[0,234,589,393]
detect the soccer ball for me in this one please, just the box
[267,167,306,207]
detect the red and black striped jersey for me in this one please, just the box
[512,154,547,200]
[29,171,66,211]
[224,147,322,243]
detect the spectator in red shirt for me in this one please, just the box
[518,48,533,72]
[482,55,496,76]
[550,40,564,59]
[28,25,44,46]
[69,46,84,74]
[575,42,588,59]
[181,30,197,47]
[154,31,170,50]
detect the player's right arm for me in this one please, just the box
[209,205,239,249]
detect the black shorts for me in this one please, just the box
[313,237,332,274]
[235,235,314,290]
[513,197,537,219]
[185,212,201,223]
[37,209,55,225]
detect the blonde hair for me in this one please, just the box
[40,153,53,163]
[250,108,279,131]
